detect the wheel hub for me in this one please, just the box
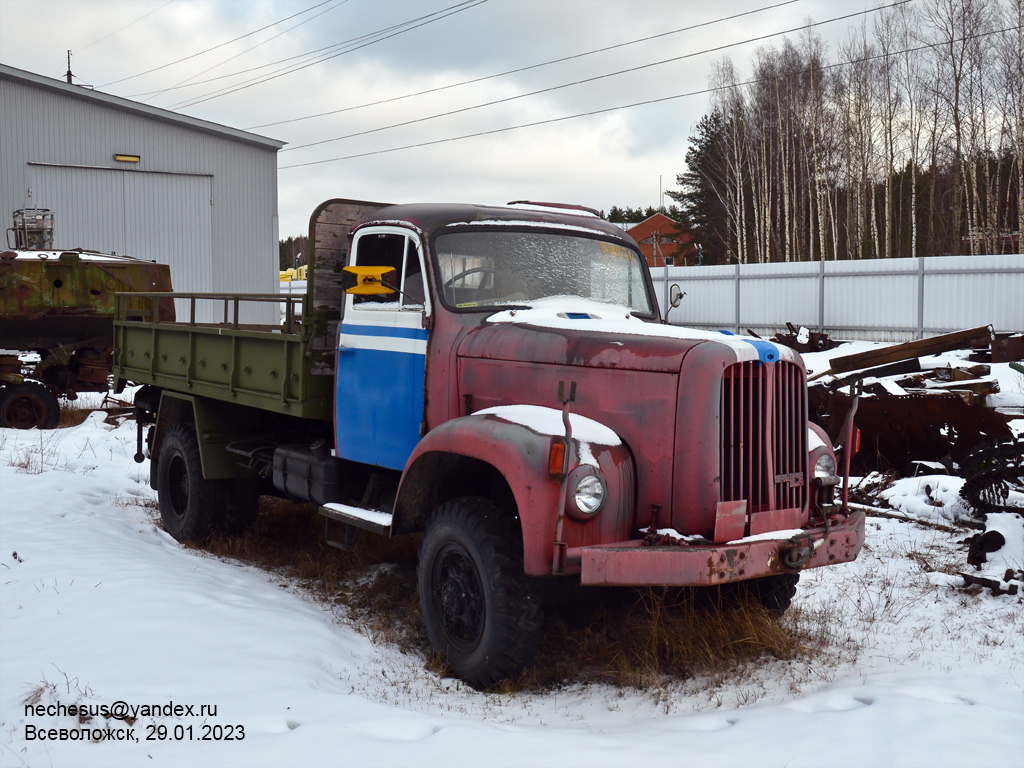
[433,546,484,651]
[166,456,190,520]
[2,393,47,429]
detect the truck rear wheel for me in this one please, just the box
[418,497,543,688]
[157,424,225,541]
[0,382,60,429]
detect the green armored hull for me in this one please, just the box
[0,247,173,427]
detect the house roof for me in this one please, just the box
[627,213,688,243]
[0,63,285,151]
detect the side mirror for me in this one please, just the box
[669,284,685,308]
[341,266,398,295]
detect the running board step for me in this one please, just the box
[318,502,392,536]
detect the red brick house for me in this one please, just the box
[623,213,695,267]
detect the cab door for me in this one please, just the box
[335,227,430,470]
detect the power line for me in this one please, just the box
[168,0,486,110]
[280,0,911,154]
[75,0,178,55]
[138,0,349,103]
[100,0,335,87]
[167,1,483,108]
[279,23,1020,170]
[245,0,800,130]
[128,16,404,98]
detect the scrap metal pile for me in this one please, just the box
[799,326,1021,474]
[779,325,1024,597]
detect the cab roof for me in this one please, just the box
[352,203,637,246]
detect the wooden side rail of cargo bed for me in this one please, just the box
[112,291,334,422]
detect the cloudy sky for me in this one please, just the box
[1,0,876,236]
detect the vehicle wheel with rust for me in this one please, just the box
[156,424,225,541]
[418,497,543,688]
[222,478,260,535]
[0,382,60,429]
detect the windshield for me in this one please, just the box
[433,229,653,314]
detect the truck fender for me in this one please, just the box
[150,392,260,487]
[393,411,635,576]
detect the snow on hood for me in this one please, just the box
[475,404,621,446]
[486,297,796,366]
[808,428,827,452]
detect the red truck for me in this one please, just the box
[113,199,863,686]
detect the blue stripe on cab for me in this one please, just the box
[340,323,429,340]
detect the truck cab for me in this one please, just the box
[117,199,864,688]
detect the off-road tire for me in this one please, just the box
[724,573,799,616]
[959,437,1024,514]
[156,424,225,541]
[0,382,60,429]
[418,497,543,688]
[222,478,260,535]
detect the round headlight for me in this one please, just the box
[565,467,607,521]
[574,475,605,513]
[814,453,837,479]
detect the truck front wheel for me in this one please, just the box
[724,573,800,616]
[418,497,543,688]
[157,424,225,541]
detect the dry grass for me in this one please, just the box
[513,586,808,692]
[2,430,60,474]
[190,496,825,693]
[57,399,93,428]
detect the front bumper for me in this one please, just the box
[574,509,865,587]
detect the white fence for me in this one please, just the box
[652,253,1024,342]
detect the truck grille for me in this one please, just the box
[720,360,807,514]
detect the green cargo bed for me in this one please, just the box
[112,292,334,422]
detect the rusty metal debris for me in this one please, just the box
[809,326,1020,474]
[959,437,1024,514]
[821,390,1012,471]
[768,323,838,354]
[959,569,1022,596]
[971,333,1024,364]
[809,326,995,380]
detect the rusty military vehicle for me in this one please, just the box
[113,198,864,687]
[1,208,173,428]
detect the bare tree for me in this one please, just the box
[894,2,927,258]
[996,0,1024,250]
[671,0,1018,262]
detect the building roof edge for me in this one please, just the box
[0,63,285,151]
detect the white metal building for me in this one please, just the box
[0,64,283,321]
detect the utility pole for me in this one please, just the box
[65,51,72,84]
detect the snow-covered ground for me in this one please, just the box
[2,345,1023,768]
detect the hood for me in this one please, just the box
[458,299,795,373]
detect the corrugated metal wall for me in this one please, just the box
[1,67,280,323]
[653,254,1024,341]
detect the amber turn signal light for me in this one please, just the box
[549,439,566,476]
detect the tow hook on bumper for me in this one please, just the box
[576,509,865,587]
[779,534,824,570]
